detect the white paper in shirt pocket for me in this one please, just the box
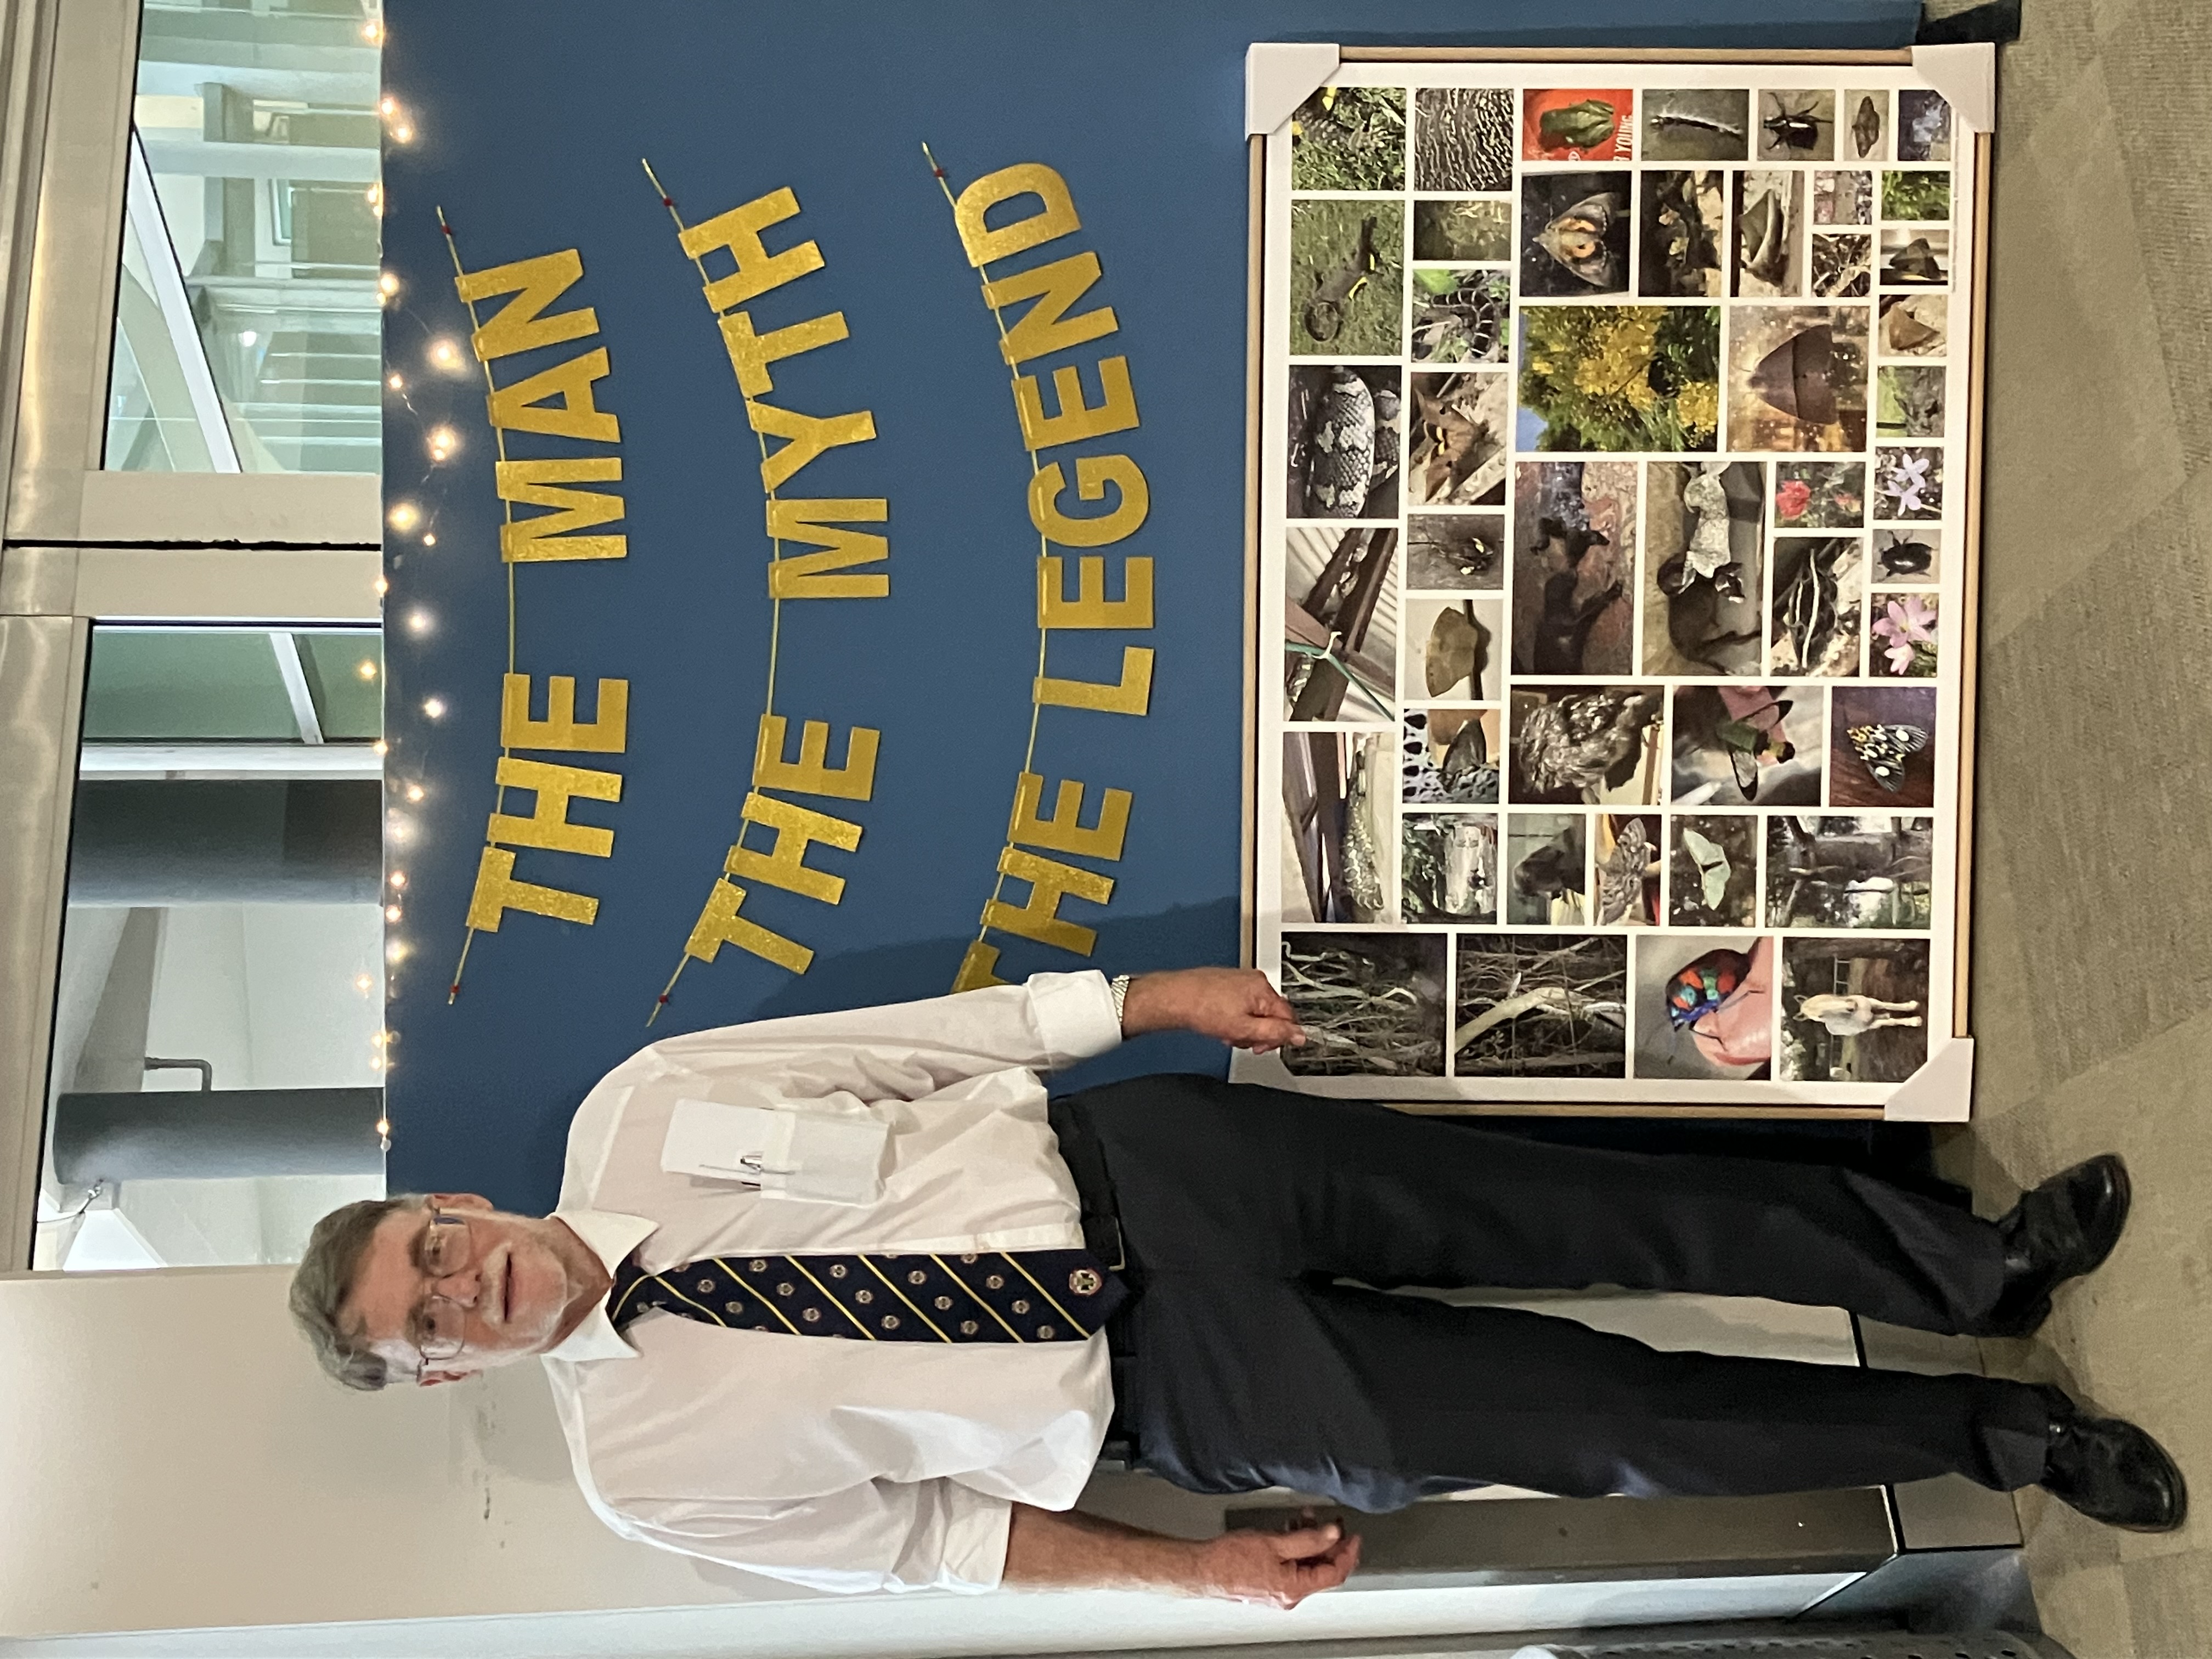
[661,1098,888,1206]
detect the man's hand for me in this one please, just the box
[1119,967,1306,1053]
[1189,1515,1362,1606]
[1002,1503,1358,1604]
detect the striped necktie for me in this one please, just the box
[607,1247,1126,1343]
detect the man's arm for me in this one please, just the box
[1001,1502,1358,1605]
[1119,966,1306,1055]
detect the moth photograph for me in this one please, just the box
[1257,63,1978,1114]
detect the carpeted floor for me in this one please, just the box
[1946,2,2212,1653]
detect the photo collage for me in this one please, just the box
[1261,71,1968,1102]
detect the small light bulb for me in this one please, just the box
[362,20,383,43]
[386,940,410,963]
[375,1117,392,1137]
[428,339,459,369]
[393,125,413,144]
[239,329,258,347]
[373,575,388,596]
[407,609,431,635]
[386,372,403,390]
[355,973,374,992]
[370,1054,385,1071]
[380,95,396,117]
[385,904,402,922]
[422,697,446,719]
[427,425,457,460]
[421,533,436,546]
[357,659,377,681]
[387,500,419,532]
[389,871,407,889]
[372,739,388,756]
[404,783,424,802]
[378,272,399,297]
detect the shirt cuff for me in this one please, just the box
[1026,970,1124,1070]
[938,1489,1014,1593]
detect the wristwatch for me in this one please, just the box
[1110,973,1132,1026]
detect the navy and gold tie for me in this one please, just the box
[608,1248,1126,1343]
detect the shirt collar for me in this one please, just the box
[541,1206,657,1363]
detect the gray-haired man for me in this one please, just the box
[293,967,2183,1602]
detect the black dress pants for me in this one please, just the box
[1050,1074,2051,1513]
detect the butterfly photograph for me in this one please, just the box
[1669,683,1824,806]
[1831,684,1938,807]
[1668,814,1758,927]
[1634,934,1776,1080]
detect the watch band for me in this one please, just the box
[1110,973,1132,1026]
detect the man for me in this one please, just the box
[293,967,2185,1604]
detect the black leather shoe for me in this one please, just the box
[2039,1387,2188,1532]
[1980,1154,2131,1338]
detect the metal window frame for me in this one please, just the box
[0,0,380,1269]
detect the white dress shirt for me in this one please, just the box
[540,969,1126,1595]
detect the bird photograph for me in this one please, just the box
[1510,684,1663,804]
[1780,935,1931,1083]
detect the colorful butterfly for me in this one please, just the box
[1846,722,1928,792]
[1666,947,1751,1029]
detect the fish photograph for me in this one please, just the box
[1830,684,1938,808]
[1511,460,1637,678]
[1402,812,1498,923]
[1508,683,1664,805]
[1638,169,1725,297]
[1765,815,1934,930]
[1413,86,1514,190]
[1671,683,1825,806]
[1635,934,1776,1080]
[1641,460,1764,677]
[1768,534,1865,678]
[1779,936,1930,1084]
[1756,88,1835,161]
[1506,812,1588,924]
[1402,707,1501,805]
[1279,933,1448,1077]
[1726,304,1869,452]
[1281,730,1394,924]
[1286,364,1402,520]
[1405,512,1503,590]
[1284,526,1398,724]
[1519,170,1630,297]
[1454,933,1628,1078]
[1593,813,1662,926]
[1639,87,1748,161]
[1290,200,1403,355]
[1521,87,1631,161]
[1669,814,1759,928]
[1733,170,1803,297]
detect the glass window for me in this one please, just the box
[104,2,385,475]
[35,625,387,1271]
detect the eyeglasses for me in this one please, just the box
[411,1208,475,1366]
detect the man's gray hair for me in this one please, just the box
[289,1193,426,1391]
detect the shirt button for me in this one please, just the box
[934,1296,953,1310]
